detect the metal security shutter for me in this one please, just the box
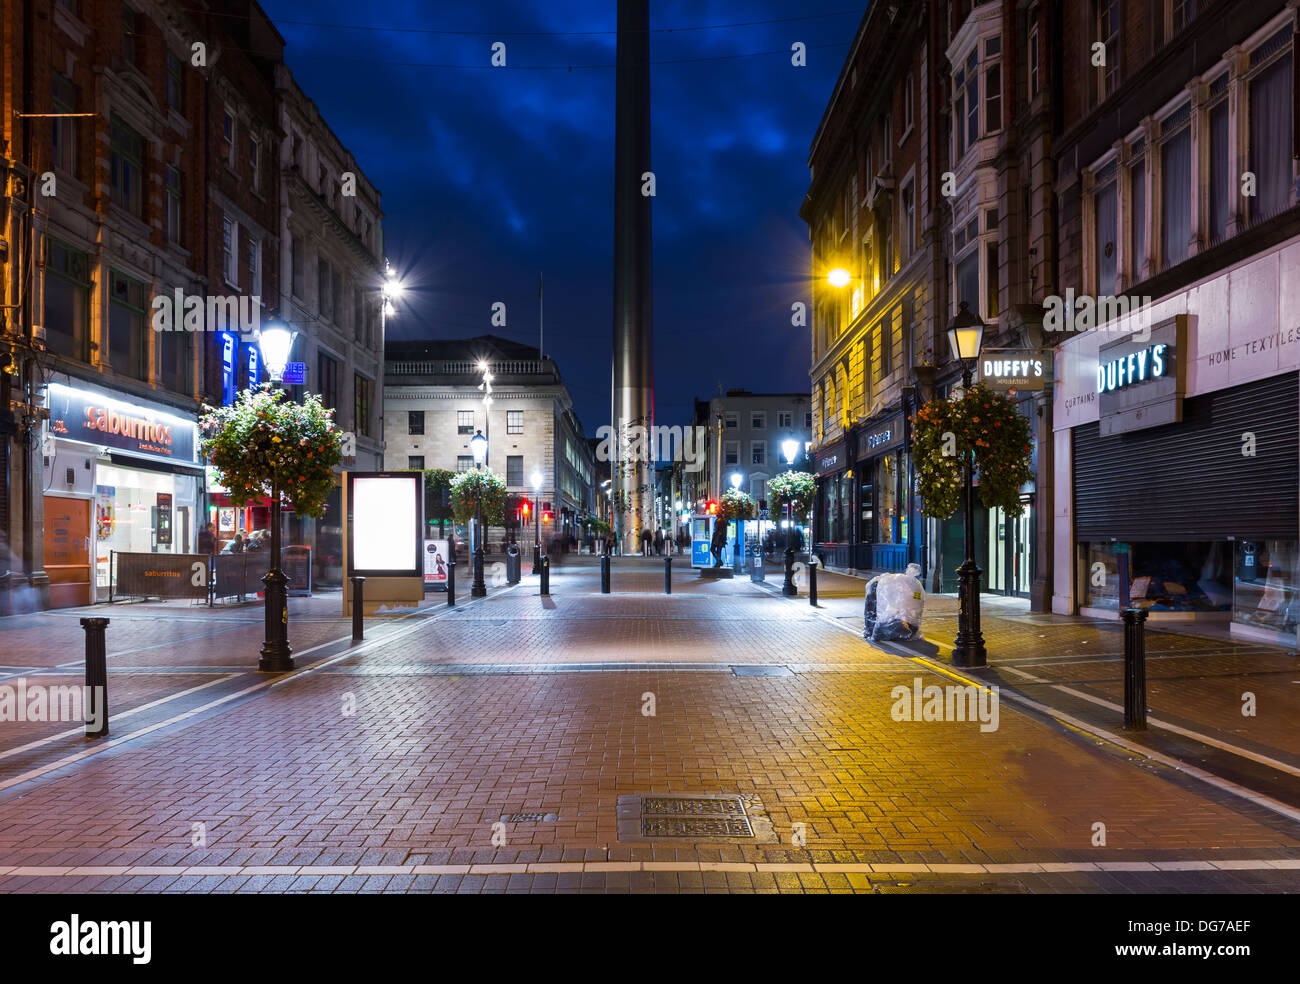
[1073,372,1297,541]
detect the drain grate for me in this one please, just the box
[617,793,775,842]
[502,812,557,823]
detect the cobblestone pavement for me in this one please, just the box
[0,558,1297,893]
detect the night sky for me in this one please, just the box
[262,0,857,434]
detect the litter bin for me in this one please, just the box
[506,544,521,585]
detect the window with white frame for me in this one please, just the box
[1167,0,1196,39]
[165,166,182,245]
[1206,75,1230,244]
[457,410,475,434]
[901,179,915,260]
[777,410,792,429]
[751,411,766,430]
[805,411,813,429]
[52,73,77,176]
[1096,0,1120,101]
[1027,11,1040,99]
[507,410,523,434]
[724,411,738,428]
[222,216,238,285]
[751,441,767,466]
[1159,104,1192,269]
[724,441,739,466]
[1128,140,1147,281]
[1093,160,1118,297]
[954,48,979,157]
[984,37,1002,135]
[249,134,260,192]
[246,235,261,296]
[881,112,893,164]
[1246,24,1295,224]
[222,109,235,168]
[903,72,914,132]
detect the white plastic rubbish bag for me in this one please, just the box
[863,563,925,642]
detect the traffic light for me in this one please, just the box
[542,510,552,524]
[706,500,718,515]
[522,500,531,519]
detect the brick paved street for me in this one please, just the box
[0,559,1297,893]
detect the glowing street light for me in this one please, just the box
[730,473,743,490]
[256,322,296,384]
[827,267,852,289]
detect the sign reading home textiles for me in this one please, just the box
[1097,315,1187,436]
[46,382,197,462]
[979,349,1051,392]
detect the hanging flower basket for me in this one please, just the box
[449,469,507,526]
[767,470,816,518]
[911,384,1034,520]
[719,488,756,521]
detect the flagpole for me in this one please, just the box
[539,272,544,362]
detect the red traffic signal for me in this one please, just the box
[542,510,552,524]
[706,501,718,515]
[522,501,531,517]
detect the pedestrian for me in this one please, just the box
[640,527,652,556]
[654,527,664,555]
[605,531,615,556]
[230,533,245,553]
[197,522,215,555]
[709,517,727,568]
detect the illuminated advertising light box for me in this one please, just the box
[345,472,422,577]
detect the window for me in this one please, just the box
[1097,0,1119,101]
[43,239,90,362]
[109,115,143,216]
[353,288,364,342]
[956,250,980,312]
[246,236,261,296]
[52,73,77,176]
[290,234,303,297]
[122,4,139,65]
[881,113,893,164]
[986,242,1000,319]
[507,410,523,434]
[108,270,148,381]
[318,260,331,318]
[955,50,979,157]
[457,410,475,434]
[222,110,235,168]
[723,412,738,428]
[222,217,238,285]
[506,456,524,487]
[751,411,766,430]
[901,182,915,260]
[408,411,424,435]
[1160,114,1191,268]
[881,208,894,284]
[805,412,813,429]
[985,63,1002,134]
[1248,37,1294,224]
[903,72,914,131]
[249,135,260,192]
[456,456,474,473]
[878,314,894,378]
[159,323,190,394]
[777,410,793,429]
[166,51,184,112]
[1207,97,1229,243]
[318,352,340,410]
[1028,25,1040,99]
[408,456,425,471]
[1170,0,1195,35]
[354,375,372,437]
[724,441,740,466]
[1130,153,1147,279]
[1094,166,1118,296]
[752,442,767,466]
[165,166,182,245]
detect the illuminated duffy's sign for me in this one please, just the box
[1097,343,1167,394]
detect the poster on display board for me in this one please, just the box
[95,485,115,540]
[217,508,236,533]
[423,539,450,588]
[155,492,173,545]
[345,472,422,577]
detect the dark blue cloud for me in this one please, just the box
[263,0,855,431]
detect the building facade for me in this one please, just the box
[383,336,597,548]
[1050,0,1299,645]
[698,390,812,510]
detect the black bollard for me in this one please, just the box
[809,556,818,607]
[81,617,109,739]
[601,554,611,594]
[351,576,365,642]
[506,545,520,585]
[1122,607,1149,730]
[540,555,550,596]
[446,560,456,606]
[664,555,672,594]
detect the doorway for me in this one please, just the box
[44,495,92,608]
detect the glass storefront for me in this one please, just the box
[1233,540,1299,635]
[94,462,198,591]
[1082,541,1233,613]
[819,472,850,542]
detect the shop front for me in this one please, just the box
[42,380,201,607]
[854,412,911,573]
[1053,258,1300,645]
[812,437,849,568]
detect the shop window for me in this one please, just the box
[43,239,91,362]
[1233,540,1299,635]
[1083,541,1232,612]
[109,114,143,217]
[408,410,424,435]
[108,269,148,380]
[876,453,900,545]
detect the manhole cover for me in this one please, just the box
[616,793,776,843]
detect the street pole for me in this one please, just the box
[472,491,487,597]
[259,482,293,670]
[953,362,987,667]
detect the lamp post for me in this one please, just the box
[255,322,298,672]
[948,301,988,668]
[470,429,488,597]
[781,439,799,597]
[530,469,543,573]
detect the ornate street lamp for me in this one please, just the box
[470,429,488,597]
[947,301,988,668]
[781,439,799,597]
[256,322,297,672]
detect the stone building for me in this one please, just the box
[383,336,597,548]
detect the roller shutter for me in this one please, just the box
[1073,372,1297,541]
